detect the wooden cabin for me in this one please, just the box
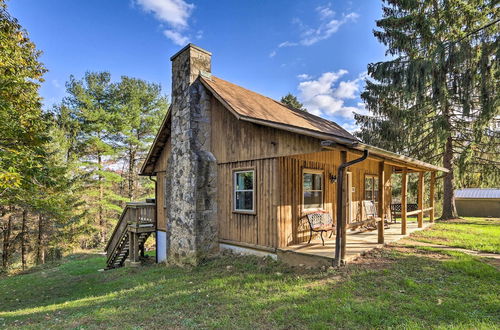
[105,44,447,269]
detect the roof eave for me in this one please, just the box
[139,107,172,176]
[355,143,449,172]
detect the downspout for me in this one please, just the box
[334,149,369,266]
[149,175,158,263]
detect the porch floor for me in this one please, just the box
[278,221,431,266]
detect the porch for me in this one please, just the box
[278,221,431,267]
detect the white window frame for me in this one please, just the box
[302,169,324,211]
[233,169,256,214]
[364,174,379,202]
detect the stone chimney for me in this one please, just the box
[165,44,218,265]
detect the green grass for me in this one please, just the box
[0,247,499,329]
[410,217,500,253]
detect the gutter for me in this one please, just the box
[334,149,369,267]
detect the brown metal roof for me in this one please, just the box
[200,75,357,142]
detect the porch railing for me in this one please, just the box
[105,202,156,263]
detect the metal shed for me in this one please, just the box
[455,188,500,217]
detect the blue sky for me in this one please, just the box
[10,0,387,131]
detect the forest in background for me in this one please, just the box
[1,0,498,272]
[0,1,168,271]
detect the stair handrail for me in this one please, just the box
[105,202,155,263]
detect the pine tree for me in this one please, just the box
[356,0,499,219]
[61,72,125,246]
[281,93,307,111]
[115,77,168,201]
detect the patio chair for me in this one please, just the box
[305,211,335,246]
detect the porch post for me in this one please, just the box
[378,162,385,244]
[417,172,424,228]
[131,232,140,266]
[430,172,436,223]
[340,151,348,262]
[401,168,408,235]
[128,231,135,263]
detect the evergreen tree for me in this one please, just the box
[61,72,125,246]
[115,77,168,201]
[281,93,307,111]
[356,0,499,219]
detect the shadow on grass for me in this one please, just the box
[0,249,499,328]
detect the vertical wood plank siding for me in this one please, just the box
[217,158,278,248]
[276,150,393,247]
[153,139,171,232]
[210,98,323,163]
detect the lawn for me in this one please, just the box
[410,217,500,253]
[1,246,499,329]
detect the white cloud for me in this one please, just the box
[297,73,311,80]
[300,12,359,46]
[333,80,360,99]
[341,122,359,133]
[297,70,367,119]
[269,50,277,58]
[278,41,298,48]
[316,4,335,20]
[163,29,189,46]
[136,0,193,28]
[275,10,358,50]
[135,0,194,45]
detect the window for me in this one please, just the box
[303,170,323,210]
[364,175,379,202]
[234,170,255,213]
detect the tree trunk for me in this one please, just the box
[98,152,105,244]
[441,135,458,219]
[128,146,136,201]
[2,213,12,268]
[36,214,45,265]
[21,209,28,270]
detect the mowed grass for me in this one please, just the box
[0,247,499,329]
[411,217,500,253]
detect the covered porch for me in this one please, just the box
[276,143,445,267]
[278,221,431,267]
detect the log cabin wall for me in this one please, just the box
[210,98,323,163]
[153,139,171,232]
[217,158,278,249]
[150,95,396,250]
[277,150,393,247]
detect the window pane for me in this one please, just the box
[303,173,313,191]
[365,177,373,191]
[235,191,253,210]
[236,171,253,190]
[312,174,322,190]
[373,178,379,191]
[304,191,322,209]
[365,190,373,201]
[374,190,379,201]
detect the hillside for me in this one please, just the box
[1,230,499,329]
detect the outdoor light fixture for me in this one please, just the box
[329,173,337,183]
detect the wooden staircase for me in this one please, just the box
[105,202,156,270]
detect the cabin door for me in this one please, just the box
[346,172,353,223]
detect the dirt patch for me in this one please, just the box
[348,247,397,269]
